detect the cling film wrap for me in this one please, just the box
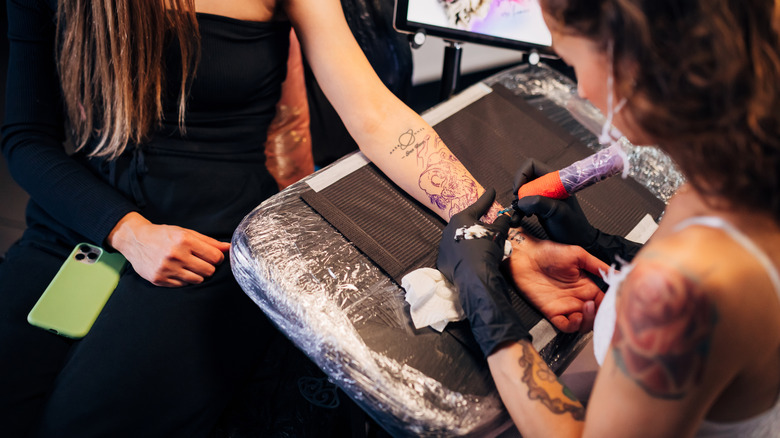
[232,63,684,436]
[231,180,507,437]
[485,63,685,203]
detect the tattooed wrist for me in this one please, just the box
[508,228,527,244]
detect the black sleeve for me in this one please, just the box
[1,0,137,246]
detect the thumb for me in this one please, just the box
[492,212,512,236]
[508,208,526,228]
[462,188,497,219]
[577,248,610,277]
[512,160,537,193]
[513,195,559,219]
[513,159,552,193]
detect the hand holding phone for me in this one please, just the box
[27,243,126,339]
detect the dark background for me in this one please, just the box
[0,1,28,254]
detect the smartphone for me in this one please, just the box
[27,243,126,339]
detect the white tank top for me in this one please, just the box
[592,216,780,437]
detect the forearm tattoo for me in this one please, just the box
[612,261,718,399]
[517,341,585,421]
[481,202,503,224]
[391,128,478,217]
[389,128,426,158]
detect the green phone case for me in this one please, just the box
[27,243,126,339]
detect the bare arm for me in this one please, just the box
[582,254,720,437]
[284,0,497,221]
[488,340,586,437]
[488,250,724,438]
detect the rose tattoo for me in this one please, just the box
[612,262,718,399]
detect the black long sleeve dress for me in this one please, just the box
[1,1,293,435]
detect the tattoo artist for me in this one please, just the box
[436,0,780,436]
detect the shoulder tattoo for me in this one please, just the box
[612,261,718,399]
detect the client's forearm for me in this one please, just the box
[369,124,500,222]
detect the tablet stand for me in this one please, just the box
[439,40,462,101]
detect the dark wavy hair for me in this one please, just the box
[541,0,780,221]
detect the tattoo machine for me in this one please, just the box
[515,143,629,200]
[516,41,632,201]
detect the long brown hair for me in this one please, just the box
[541,0,780,221]
[56,0,200,159]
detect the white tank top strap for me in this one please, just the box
[592,262,632,366]
[673,216,780,297]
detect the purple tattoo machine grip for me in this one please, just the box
[516,144,628,199]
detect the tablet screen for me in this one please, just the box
[395,0,553,52]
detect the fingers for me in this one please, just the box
[554,295,593,313]
[183,255,218,278]
[580,300,597,333]
[513,195,558,218]
[508,209,526,228]
[464,188,497,219]
[549,299,598,334]
[567,283,605,302]
[190,229,231,253]
[169,270,206,288]
[189,233,230,265]
[553,300,598,334]
[516,171,567,200]
[153,268,207,288]
[154,278,186,288]
[492,213,512,235]
[575,246,611,276]
[128,224,230,287]
[147,262,205,288]
[550,313,582,333]
[593,289,605,308]
[512,159,552,193]
[179,231,230,282]
[512,160,538,193]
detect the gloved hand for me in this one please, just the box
[437,188,531,357]
[511,159,642,265]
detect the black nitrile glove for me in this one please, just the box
[511,159,642,265]
[437,188,531,358]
